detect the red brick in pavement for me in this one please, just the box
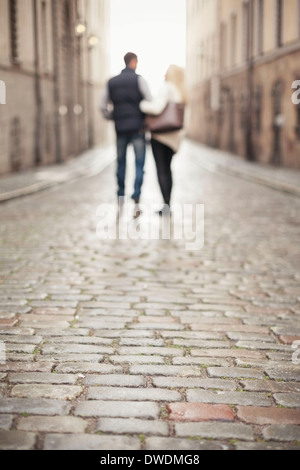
[167,403,235,422]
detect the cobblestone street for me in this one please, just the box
[0,141,300,450]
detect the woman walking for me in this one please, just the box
[140,65,187,214]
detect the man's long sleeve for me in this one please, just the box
[138,76,152,102]
[99,84,114,120]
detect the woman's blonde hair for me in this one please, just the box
[165,65,187,104]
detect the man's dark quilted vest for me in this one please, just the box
[108,68,145,134]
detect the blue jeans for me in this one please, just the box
[116,132,146,201]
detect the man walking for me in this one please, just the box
[100,52,152,211]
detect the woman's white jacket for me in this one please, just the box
[140,81,185,153]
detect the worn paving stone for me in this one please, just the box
[96,418,169,436]
[145,437,227,450]
[152,377,238,391]
[32,308,77,316]
[160,330,224,339]
[234,441,300,450]
[175,422,254,441]
[186,390,272,407]
[0,362,53,373]
[172,357,230,366]
[0,414,13,430]
[128,323,185,331]
[0,430,36,450]
[75,401,160,418]
[110,355,165,364]
[240,380,300,393]
[172,339,230,348]
[17,416,88,433]
[46,336,113,345]
[4,344,37,354]
[10,384,83,400]
[87,387,181,402]
[263,425,300,442]
[8,373,78,385]
[0,398,71,415]
[94,329,155,338]
[130,365,204,377]
[237,406,300,425]
[273,393,300,408]
[118,347,185,357]
[55,363,122,374]
[84,375,145,387]
[44,433,140,450]
[0,335,43,344]
[38,328,90,336]
[39,354,104,363]
[41,344,113,355]
[190,349,264,359]
[265,368,300,382]
[119,338,165,346]
[207,367,264,379]
[236,341,290,351]
[167,403,235,422]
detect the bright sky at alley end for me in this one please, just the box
[109,0,187,94]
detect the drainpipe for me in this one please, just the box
[51,0,62,163]
[246,0,255,161]
[33,0,42,166]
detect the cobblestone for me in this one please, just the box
[0,398,71,415]
[0,414,13,430]
[10,384,83,400]
[74,401,160,418]
[237,406,300,425]
[44,434,140,450]
[0,140,300,450]
[207,367,264,379]
[0,431,36,450]
[273,393,300,408]
[96,418,169,436]
[8,373,79,384]
[145,437,227,450]
[167,403,235,422]
[87,387,181,402]
[174,422,254,440]
[83,375,145,387]
[262,425,300,442]
[186,390,272,406]
[17,416,88,433]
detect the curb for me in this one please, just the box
[0,147,116,204]
[185,140,300,198]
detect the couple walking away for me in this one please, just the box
[100,52,186,216]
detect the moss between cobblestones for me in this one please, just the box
[160,405,169,420]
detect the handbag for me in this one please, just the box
[145,102,185,133]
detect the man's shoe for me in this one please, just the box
[133,204,142,219]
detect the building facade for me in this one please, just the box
[186,0,300,168]
[0,0,110,175]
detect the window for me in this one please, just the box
[243,2,250,62]
[41,1,49,72]
[230,13,237,67]
[220,22,227,70]
[9,0,19,65]
[257,0,264,55]
[276,0,283,47]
